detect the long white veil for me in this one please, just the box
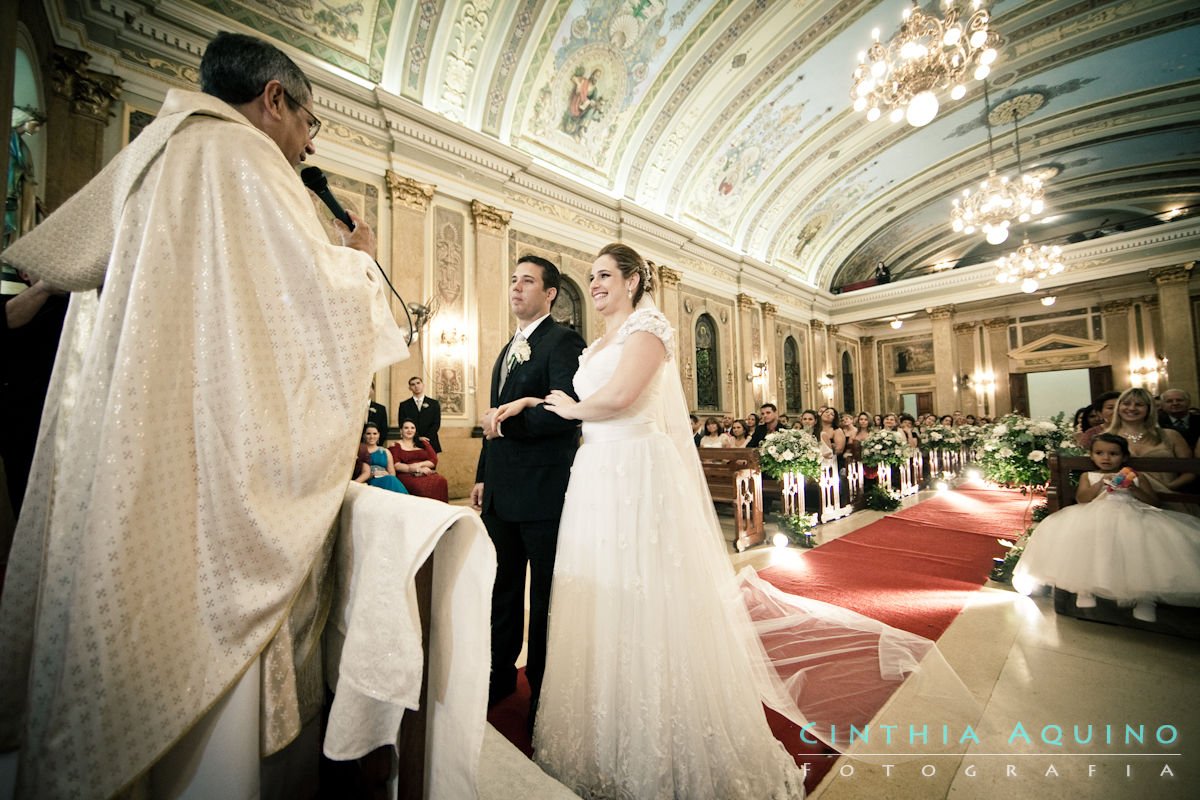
[638,293,983,760]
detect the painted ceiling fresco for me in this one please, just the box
[166,0,1199,290]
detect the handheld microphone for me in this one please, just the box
[300,166,355,230]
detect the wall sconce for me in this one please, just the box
[817,372,835,398]
[1040,295,1057,306]
[1129,355,1169,390]
[439,327,467,346]
[889,318,903,329]
[746,361,768,382]
[972,370,996,394]
[955,373,973,391]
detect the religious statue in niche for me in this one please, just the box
[5,106,45,249]
[561,67,605,139]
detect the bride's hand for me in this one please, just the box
[543,389,578,419]
[495,397,538,422]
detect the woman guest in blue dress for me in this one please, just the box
[354,422,408,493]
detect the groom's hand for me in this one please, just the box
[481,408,500,439]
[470,482,483,512]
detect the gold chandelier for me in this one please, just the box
[950,89,1046,244]
[851,1,1001,127]
[994,237,1063,293]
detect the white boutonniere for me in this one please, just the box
[508,337,531,370]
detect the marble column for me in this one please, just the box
[858,336,877,414]
[736,293,759,409]
[953,322,979,417]
[471,200,513,418]
[762,302,778,405]
[46,47,121,211]
[984,317,1012,416]
[929,305,956,415]
[1149,263,1198,400]
[1100,299,1133,391]
[384,171,435,412]
[658,266,683,361]
[810,319,828,408]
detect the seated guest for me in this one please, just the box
[1158,388,1200,450]
[355,422,408,493]
[1078,390,1120,449]
[797,409,818,435]
[748,403,783,447]
[389,419,449,501]
[817,407,846,458]
[697,416,730,448]
[744,412,760,439]
[690,413,702,446]
[839,413,856,442]
[777,414,791,429]
[720,414,734,433]
[726,420,751,447]
[965,414,977,424]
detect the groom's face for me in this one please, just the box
[510,261,555,323]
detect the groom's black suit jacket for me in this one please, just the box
[475,319,586,521]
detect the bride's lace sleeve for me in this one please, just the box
[617,308,674,358]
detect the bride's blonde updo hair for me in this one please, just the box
[597,242,655,306]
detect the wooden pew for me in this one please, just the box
[1043,452,1200,638]
[697,449,763,551]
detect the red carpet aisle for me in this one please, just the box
[489,484,1025,793]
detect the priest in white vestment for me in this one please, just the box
[0,33,408,799]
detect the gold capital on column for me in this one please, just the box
[659,266,682,287]
[984,317,1010,330]
[470,200,512,233]
[736,292,757,310]
[827,324,839,336]
[1148,262,1194,286]
[386,171,435,211]
[1100,299,1133,315]
[51,47,121,120]
[928,304,955,321]
[810,319,825,332]
[761,302,777,317]
[952,322,975,334]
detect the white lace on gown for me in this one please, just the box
[533,308,806,799]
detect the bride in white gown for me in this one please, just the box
[497,243,806,798]
[496,244,975,798]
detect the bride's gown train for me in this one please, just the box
[533,308,805,799]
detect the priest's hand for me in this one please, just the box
[336,211,377,261]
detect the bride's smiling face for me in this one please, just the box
[589,254,635,315]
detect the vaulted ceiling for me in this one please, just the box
[55,0,1200,292]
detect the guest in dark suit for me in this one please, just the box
[470,255,586,722]
[366,380,389,440]
[1158,388,1200,449]
[398,375,441,452]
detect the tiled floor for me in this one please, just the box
[725,490,1200,799]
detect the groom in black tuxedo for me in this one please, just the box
[471,255,586,723]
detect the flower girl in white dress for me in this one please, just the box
[1013,433,1200,622]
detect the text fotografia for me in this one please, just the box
[797,722,1179,748]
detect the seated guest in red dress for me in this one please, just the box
[389,419,449,501]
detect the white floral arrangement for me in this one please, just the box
[920,423,960,451]
[508,337,531,369]
[859,429,916,467]
[979,412,1081,488]
[758,429,822,480]
[955,423,986,451]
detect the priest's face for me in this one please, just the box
[274,85,318,166]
